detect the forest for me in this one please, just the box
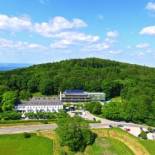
[0,58,155,125]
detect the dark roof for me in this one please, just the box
[64,90,87,95]
[18,98,62,106]
[64,90,84,93]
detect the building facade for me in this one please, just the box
[60,90,105,102]
[15,97,63,113]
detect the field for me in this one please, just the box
[0,128,155,155]
[0,133,53,155]
[140,140,155,155]
[39,129,155,155]
[93,128,155,155]
[84,137,134,155]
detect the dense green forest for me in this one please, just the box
[0,58,155,125]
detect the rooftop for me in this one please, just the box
[18,97,62,106]
[64,89,88,96]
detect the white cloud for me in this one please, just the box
[81,30,119,52]
[140,26,155,36]
[50,40,73,49]
[146,2,155,11]
[106,31,119,38]
[0,38,45,50]
[105,31,119,43]
[55,32,99,43]
[0,14,87,37]
[50,31,99,49]
[137,52,145,57]
[109,50,122,54]
[0,14,32,31]
[82,42,110,52]
[136,43,150,49]
[34,16,87,37]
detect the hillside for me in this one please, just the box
[0,58,155,125]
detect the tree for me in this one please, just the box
[102,80,123,99]
[102,101,125,121]
[138,131,147,139]
[57,116,96,152]
[1,91,17,111]
[19,90,31,100]
[85,102,102,115]
[0,85,7,111]
[39,79,55,95]
[27,78,38,93]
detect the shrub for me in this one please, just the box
[85,102,102,115]
[147,127,154,133]
[42,120,48,124]
[138,131,147,139]
[23,132,31,138]
[0,111,21,120]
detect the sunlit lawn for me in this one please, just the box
[0,133,53,155]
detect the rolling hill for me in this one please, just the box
[0,58,155,126]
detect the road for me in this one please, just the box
[79,111,155,140]
[0,124,57,135]
[0,112,154,139]
[79,111,147,128]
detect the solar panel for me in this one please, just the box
[64,89,84,94]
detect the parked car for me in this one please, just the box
[125,128,130,132]
[117,124,124,128]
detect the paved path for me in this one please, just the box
[0,124,57,135]
[81,111,148,128]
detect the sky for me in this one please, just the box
[0,0,155,66]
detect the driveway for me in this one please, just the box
[0,124,57,135]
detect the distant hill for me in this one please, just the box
[0,58,155,126]
[0,63,31,71]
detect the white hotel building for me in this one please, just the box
[15,97,63,113]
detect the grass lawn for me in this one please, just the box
[84,137,134,155]
[63,137,134,155]
[0,119,55,127]
[111,96,122,102]
[140,140,155,155]
[93,128,155,155]
[0,133,53,155]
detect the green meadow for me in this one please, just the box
[0,133,53,155]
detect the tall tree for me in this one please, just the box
[2,91,17,111]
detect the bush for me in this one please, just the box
[85,102,102,115]
[82,128,96,145]
[60,150,68,155]
[0,111,21,120]
[23,132,31,138]
[138,131,147,139]
[25,112,57,120]
[147,127,154,133]
[42,120,48,124]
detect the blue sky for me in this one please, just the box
[0,0,155,66]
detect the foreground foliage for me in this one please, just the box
[56,113,96,152]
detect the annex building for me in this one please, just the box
[60,90,105,102]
